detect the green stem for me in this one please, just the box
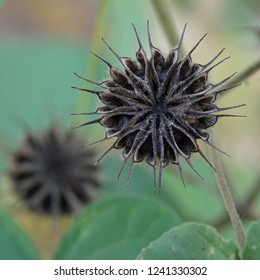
[226,58,260,88]
[151,0,179,46]
[210,131,246,249]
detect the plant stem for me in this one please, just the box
[151,0,179,46]
[214,178,260,229]
[226,58,260,88]
[210,131,246,249]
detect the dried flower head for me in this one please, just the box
[9,126,99,215]
[73,22,244,193]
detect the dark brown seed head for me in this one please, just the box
[73,22,245,193]
[9,126,99,215]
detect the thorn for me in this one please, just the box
[90,50,112,68]
[71,118,102,129]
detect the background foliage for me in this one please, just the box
[0,0,259,259]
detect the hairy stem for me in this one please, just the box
[210,131,246,249]
[215,178,260,229]
[151,0,179,46]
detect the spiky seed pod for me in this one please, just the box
[73,23,245,193]
[9,126,99,215]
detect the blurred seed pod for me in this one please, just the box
[9,126,100,216]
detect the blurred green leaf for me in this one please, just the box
[0,208,40,259]
[100,155,185,216]
[0,40,90,160]
[243,220,260,259]
[137,222,239,260]
[101,154,224,223]
[0,0,4,6]
[56,195,181,260]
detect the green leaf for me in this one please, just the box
[56,195,181,260]
[0,208,40,259]
[137,222,239,260]
[0,0,4,6]
[243,220,260,260]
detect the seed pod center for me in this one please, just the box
[152,102,166,115]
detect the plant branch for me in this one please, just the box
[210,131,246,249]
[226,58,260,88]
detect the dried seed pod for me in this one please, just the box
[73,22,245,193]
[9,126,99,215]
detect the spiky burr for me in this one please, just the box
[73,22,244,193]
[9,126,99,215]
